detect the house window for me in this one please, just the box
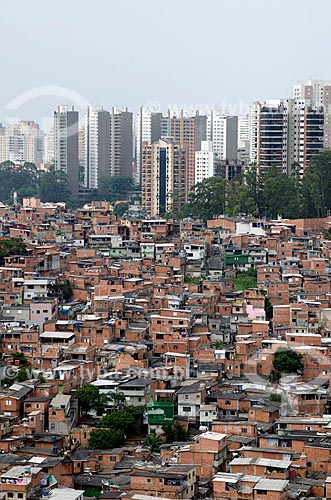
[98,456,103,461]
[5,400,12,406]
[241,428,247,433]
[183,407,191,412]
[50,423,55,430]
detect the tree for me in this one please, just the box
[0,238,26,265]
[15,163,40,201]
[289,151,331,218]
[0,161,40,203]
[88,428,125,449]
[93,394,110,416]
[101,409,135,432]
[108,391,126,410]
[76,384,103,415]
[48,280,73,301]
[162,423,190,443]
[309,150,331,216]
[272,349,304,381]
[114,202,129,217]
[100,406,145,437]
[12,351,29,366]
[261,167,301,219]
[185,176,227,221]
[245,163,263,213]
[226,173,258,217]
[264,296,273,321]
[39,166,72,203]
[16,367,30,382]
[145,434,163,452]
[270,393,282,402]
[301,163,325,218]
[99,176,136,203]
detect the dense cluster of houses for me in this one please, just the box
[0,197,330,499]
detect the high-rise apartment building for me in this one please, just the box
[83,106,110,189]
[207,112,238,160]
[43,126,54,164]
[135,107,162,182]
[237,115,250,165]
[249,99,324,175]
[141,138,188,216]
[238,115,249,148]
[109,108,133,178]
[214,159,245,181]
[78,126,85,165]
[54,105,79,198]
[293,80,331,149]
[287,99,324,175]
[195,140,214,184]
[170,112,207,198]
[0,125,6,163]
[249,100,289,174]
[0,121,43,164]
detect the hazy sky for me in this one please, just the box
[1,0,331,127]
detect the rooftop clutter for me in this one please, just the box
[0,200,330,498]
